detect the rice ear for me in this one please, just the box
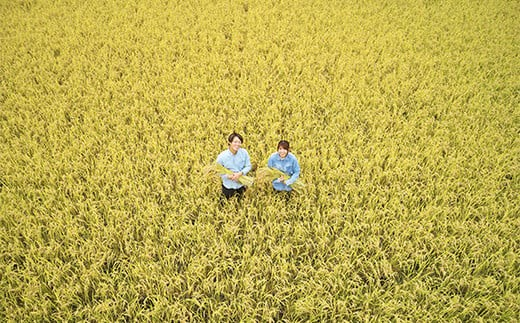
[203,163,254,186]
[255,167,305,193]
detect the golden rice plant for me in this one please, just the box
[256,167,306,193]
[1,0,518,321]
[203,163,254,187]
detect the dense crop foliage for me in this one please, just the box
[1,0,519,321]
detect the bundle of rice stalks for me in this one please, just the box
[256,167,306,193]
[202,163,254,186]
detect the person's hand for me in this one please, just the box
[278,177,285,183]
[230,172,243,181]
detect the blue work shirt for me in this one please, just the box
[216,148,252,189]
[267,152,300,191]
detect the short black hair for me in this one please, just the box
[228,132,243,144]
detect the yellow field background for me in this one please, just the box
[1,0,519,320]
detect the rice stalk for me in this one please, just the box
[256,167,306,193]
[203,163,254,187]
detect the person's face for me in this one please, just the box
[278,146,288,158]
[229,137,242,153]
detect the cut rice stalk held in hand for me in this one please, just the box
[203,163,254,186]
[256,167,306,193]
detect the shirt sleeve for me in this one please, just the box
[241,150,252,175]
[267,154,275,167]
[216,153,227,180]
[285,156,300,186]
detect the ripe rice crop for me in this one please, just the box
[203,163,255,187]
[256,167,306,193]
[1,0,519,321]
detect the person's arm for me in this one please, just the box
[268,154,275,168]
[267,154,283,182]
[241,150,252,175]
[217,153,230,180]
[285,157,300,186]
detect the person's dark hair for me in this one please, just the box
[277,140,290,151]
[228,132,243,144]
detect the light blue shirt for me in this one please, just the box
[267,152,300,191]
[216,148,252,189]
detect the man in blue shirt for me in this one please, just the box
[267,140,300,193]
[217,132,252,201]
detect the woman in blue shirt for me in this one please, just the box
[216,132,252,201]
[268,140,300,195]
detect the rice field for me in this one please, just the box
[1,0,519,321]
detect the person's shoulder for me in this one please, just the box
[238,148,250,155]
[217,149,230,159]
[288,152,298,160]
[269,152,279,160]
